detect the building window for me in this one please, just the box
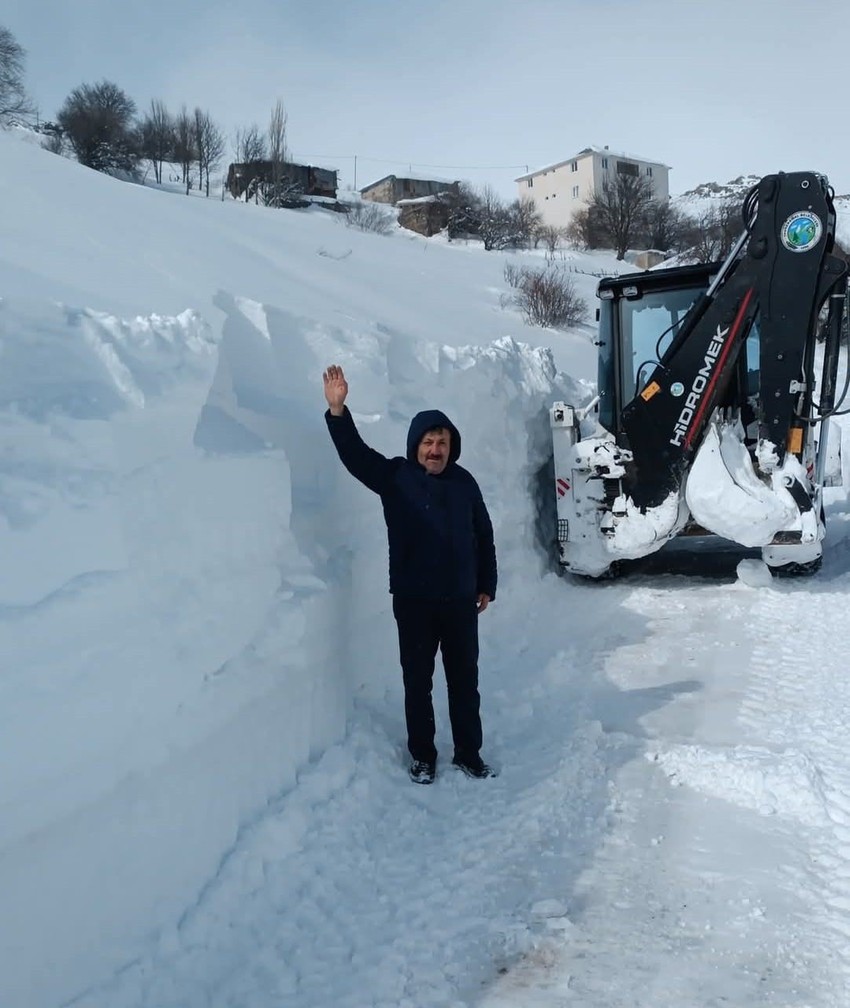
[527,178,533,187]
[601,157,608,170]
[571,161,578,172]
[571,185,579,198]
[616,160,639,177]
[646,166,653,177]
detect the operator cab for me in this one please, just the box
[596,263,760,443]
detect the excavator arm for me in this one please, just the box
[620,171,847,508]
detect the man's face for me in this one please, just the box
[417,428,451,475]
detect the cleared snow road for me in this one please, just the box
[72,517,850,1008]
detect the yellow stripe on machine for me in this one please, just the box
[787,426,803,454]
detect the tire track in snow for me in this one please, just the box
[738,574,850,984]
[482,575,848,1007]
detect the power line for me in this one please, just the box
[300,153,527,171]
[297,153,527,193]
[402,159,529,171]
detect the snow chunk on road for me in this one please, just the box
[736,558,774,587]
[650,743,829,826]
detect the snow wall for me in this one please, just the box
[0,294,570,1007]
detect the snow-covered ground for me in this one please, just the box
[4,130,850,1008]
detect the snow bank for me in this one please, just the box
[0,297,337,1005]
[0,128,602,1006]
[0,288,567,1006]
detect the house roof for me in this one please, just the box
[360,173,458,193]
[515,145,672,182]
[227,160,338,176]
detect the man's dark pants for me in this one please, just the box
[392,596,482,764]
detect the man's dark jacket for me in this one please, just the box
[326,407,497,602]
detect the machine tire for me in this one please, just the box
[769,554,823,577]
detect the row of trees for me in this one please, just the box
[48,84,293,199]
[566,173,745,261]
[440,174,745,263]
[48,82,236,196]
[445,184,543,251]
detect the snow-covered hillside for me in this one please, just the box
[0,129,606,1006]
[6,131,850,1008]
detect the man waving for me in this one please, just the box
[323,365,497,784]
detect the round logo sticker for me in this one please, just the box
[780,211,822,253]
[670,382,685,397]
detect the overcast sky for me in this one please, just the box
[5,0,850,199]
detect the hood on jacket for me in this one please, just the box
[406,409,461,464]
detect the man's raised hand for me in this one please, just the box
[323,365,349,415]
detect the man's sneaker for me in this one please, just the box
[408,759,436,785]
[452,754,497,779]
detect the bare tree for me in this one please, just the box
[233,123,267,201]
[193,107,225,196]
[562,205,604,250]
[476,186,518,251]
[138,99,174,184]
[268,100,288,164]
[235,123,266,164]
[265,98,294,206]
[173,105,196,194]
[57,80,138,174]
[639,200,691,253]
[712,198,745,257]
[510,197,542,249]
[586,172,655,259]
[444,185,539,250]
[445,181,483,240]
[686,208,722,263]
[0,26,35,124]
[683,198,745,262]
[536,223,565,255]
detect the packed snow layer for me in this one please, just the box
[0,298,334,1002]
[0,297,568,1005]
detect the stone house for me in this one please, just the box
[360,174,459,205]
[396,195,455,237]
[226,161,338,200]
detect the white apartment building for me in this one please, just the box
[516,145,671,231]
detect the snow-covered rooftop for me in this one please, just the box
[516,145,672,181]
